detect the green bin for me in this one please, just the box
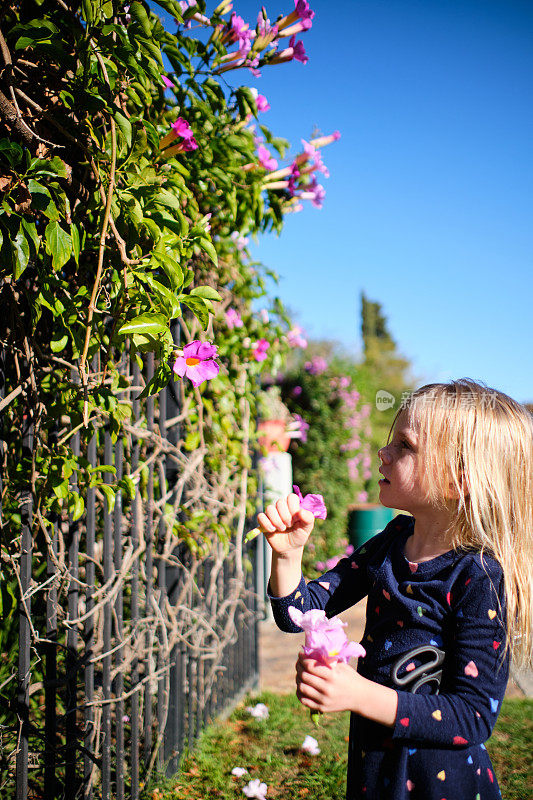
[347,504,395,549]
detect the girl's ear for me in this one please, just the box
[447,472,469,500]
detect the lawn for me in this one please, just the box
[149,693,533,800]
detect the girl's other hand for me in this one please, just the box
[257,493,315,556]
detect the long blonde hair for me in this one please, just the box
[399,379,533,668]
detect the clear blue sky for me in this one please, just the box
[155,0,533,402]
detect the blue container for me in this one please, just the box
[348,504,395,549]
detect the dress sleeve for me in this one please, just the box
[268,525,393,633]
[391,562,509,748]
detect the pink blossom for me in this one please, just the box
[287,326,307,348]
[259,308,270,323]
[252,339,270,361]
[250,87,270,112]
[172,117,194,139]
[243,779,268,800]
[230,231,249,250]
[326,555,341,570]
[291,413,309,443]
[288,606,365,665]
[162,75,175,89]
[305,356,328,375]
[301,735,320,755]
[345,544,355,556]
[339,376,351,389]
[257,144,278,171]
[300,178,325,208]
[173,340,220,388]
[292,385,302,397]
[225,307,243,329]
[289,34,308,63]
[295,0,315,23]
[245,702,269,719]
[292,484,327,519]
[347,458,359,481]
[357,491,368,503]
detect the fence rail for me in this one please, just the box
[1,346,260,800]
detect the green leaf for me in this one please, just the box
[114,111,132,148]
[118,312,168,337]
[51,334,68,353]
[100,483,116,513]
[197,237,218,267]
[190,286,222,302]
[12,228,30,279]
[69,492,85,522]
[180,295,209,328]
[70,223,80,264]
[184,430,201,451]
[29,156,68,179]
[21,218,40,253]
[27,179,59,220]
[0,139,23,167]
[129,1,153,37]
[45,221,72,270]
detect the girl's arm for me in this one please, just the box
[296,563,509,746]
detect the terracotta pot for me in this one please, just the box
[257,419,291,453]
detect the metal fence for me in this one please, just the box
[1,348,260,800]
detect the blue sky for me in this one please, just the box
[154,0,533,402]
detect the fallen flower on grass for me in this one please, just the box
[232,767,248,777]
[301,734,320,755]
[245,702,269,719]
[243,778,268,799]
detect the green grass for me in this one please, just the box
[149,694,532,800]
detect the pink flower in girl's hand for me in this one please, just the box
[289,606,365,726]
[292,484,327,519]
[288,607,366,666]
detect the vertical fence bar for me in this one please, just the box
[114,433,125,800]
[101,430,113,799]
[65,429,81,798]
[144,354,155,766]
[130,360,141,800]
[84,430,97,800]
[44,520,58,800]
[164,321,182,776]
[156,384,167,770]
[16,407,33,800]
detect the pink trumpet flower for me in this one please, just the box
[225,307,244,329]
[288,606,366,666]
[173,341,220,387]
[277,0,315,32]
[252,338,270,361]
[162,75,175,89]
[257,144,278,171]
[292,484,327,519]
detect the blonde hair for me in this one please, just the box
[398,379,533,669]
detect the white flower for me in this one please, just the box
[301,734,320,755]
[232,767,248,777]
[245,702,269,720]
[243,778,268,799]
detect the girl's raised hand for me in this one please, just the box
[257,492,315,555]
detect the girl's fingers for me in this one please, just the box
[276,497,292,527]
[264,504,286,531]
[287,492,301,516]
[256,512,275,533]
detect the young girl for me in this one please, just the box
[257,379,533,800]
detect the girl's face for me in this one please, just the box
[378,410,431,514]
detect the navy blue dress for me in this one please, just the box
[269,514,508,800]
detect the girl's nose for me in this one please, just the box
[378,446,391,464]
